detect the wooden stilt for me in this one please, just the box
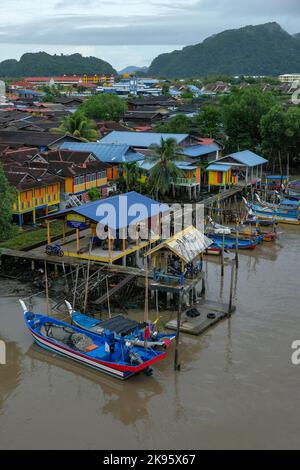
[44,261,50,316]
[235,223,239,269]
[106,276,111,318]
[221,233,225,277]
[46,221,51,245]
[174,290,183,371]
[73,265,79,311]
[76,228,80,252]
[228,261,235,314]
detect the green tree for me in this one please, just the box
[146,138,183,197]
[155,114,193,134]
[260,105,300,169]
[221,88,278,152]
[87,188,101,201]
[123,163,143,192]
[196,106,222,137]
[51,111,99,141]
[80,94,127,121]
[0,164,16,242]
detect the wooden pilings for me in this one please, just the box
[174,290,183,371]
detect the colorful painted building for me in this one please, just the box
[206,164,233,188]
[5,169,61,226]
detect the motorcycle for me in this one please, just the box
[45,244,64,257]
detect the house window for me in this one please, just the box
[97,171,107,180]
[53,194,56,201]
[86,173,96,183]
[74,175,84,186]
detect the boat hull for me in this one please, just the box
[24,312,167,380]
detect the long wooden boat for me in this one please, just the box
[20,300,167,380]
[208,234,259,250]
[65,302,175,350]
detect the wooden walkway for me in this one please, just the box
[92,275,136,306]
[201,185,245,208]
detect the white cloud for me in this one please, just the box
[0,0,298,68]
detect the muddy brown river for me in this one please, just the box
[0,226,300,450]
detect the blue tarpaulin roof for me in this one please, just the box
[49,191,169,230]
[225,150,268,167]
[99,131,189,147]
[60,142,144,163]
[182,144,219,157]
[207,164,231,172]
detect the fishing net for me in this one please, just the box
[70,333,94,352]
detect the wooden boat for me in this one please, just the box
[208,234,259,250]
[255,193,300,212]
[243,198,300,225]
[205,247,222,256]
[20,300,167,380]
[255,213,300,225]
[65,301,175,350]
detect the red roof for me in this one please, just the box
[197,138,215,145]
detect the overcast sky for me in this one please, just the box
[0,0,299,69]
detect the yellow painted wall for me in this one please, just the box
[208,170,232,186]
[13,183,60,214]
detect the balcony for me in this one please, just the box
[171,177,198,187]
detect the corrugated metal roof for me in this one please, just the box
[60,142,144,163]
[138,160,197,171]
[207,164,232,172]
[49,191,169,230]
[182,143,219,157]
[145,226,213,262]
[99,131,189,147]
[227,150,267,167]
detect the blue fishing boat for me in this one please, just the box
[208,234,259,250]
[243,198,300,225]
[65,301,175,350]
[20,300,167,380]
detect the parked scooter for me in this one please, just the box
[45,244,64,257]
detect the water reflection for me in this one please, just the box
[26,344,163,425]
[0,341,23,412]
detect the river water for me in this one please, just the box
[0,226,299,450]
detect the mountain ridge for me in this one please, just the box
[0,52,117,78]
[148,22,300,77]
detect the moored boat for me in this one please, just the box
[65,301,175,350]
[20,300,167,380]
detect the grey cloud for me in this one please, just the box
[0,0,299,47]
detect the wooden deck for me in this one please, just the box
[166,299,235,335]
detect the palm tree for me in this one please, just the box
[146,138,184,198]
[51,112,99,141]
[122,163,143,192]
